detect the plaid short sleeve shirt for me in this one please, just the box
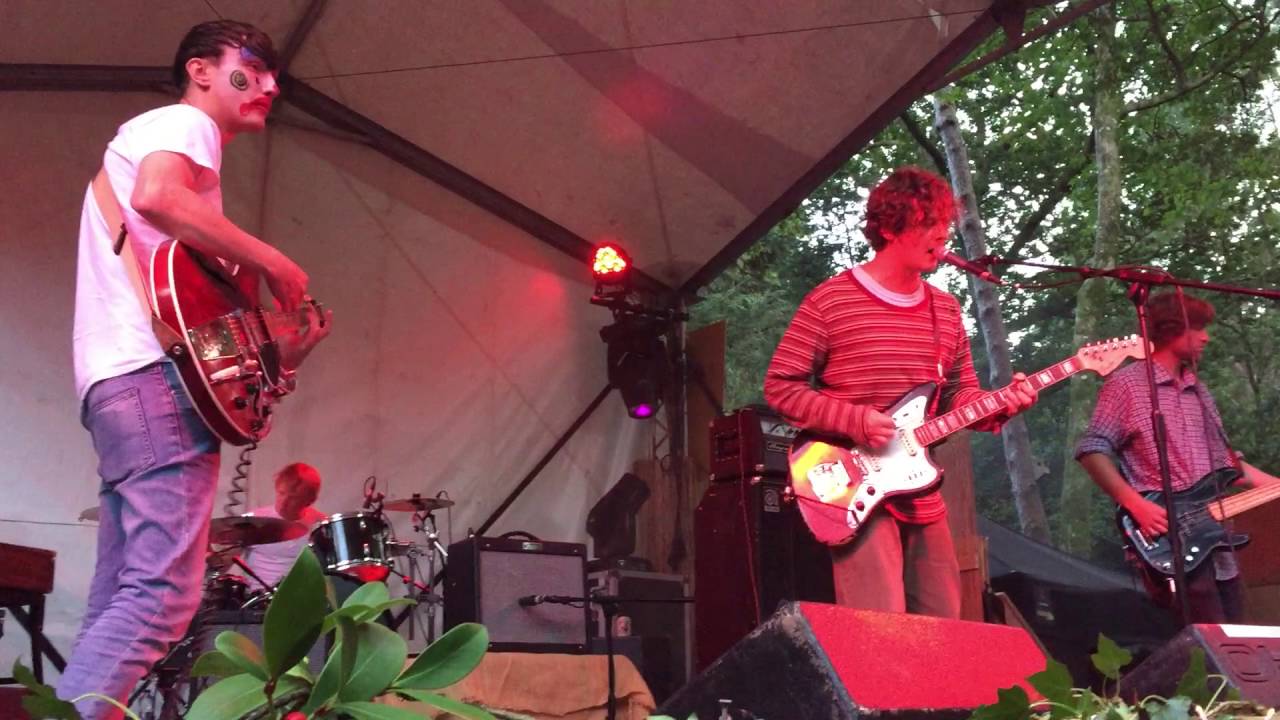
[1074,360,1233,492]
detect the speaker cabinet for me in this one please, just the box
[1121,624,1280,707]
[662,602,1046,720]
[694,475,834,670]
[443,536,588,652]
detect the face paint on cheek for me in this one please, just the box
[230,70,250,91]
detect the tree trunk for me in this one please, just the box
[1058,5,1123,556]
[933,93,1052,544]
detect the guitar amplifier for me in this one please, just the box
[443,536,589,653]
[708,406,798,481]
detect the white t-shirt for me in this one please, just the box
[73,104,223,401]
[241,505,324,590]
[851,264,926,307]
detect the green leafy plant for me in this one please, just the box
[970,634,1273,720]
[17,548,495,720]
[11,660,142,720]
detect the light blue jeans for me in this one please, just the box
[58,361,219,719]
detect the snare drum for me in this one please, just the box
[308,512,391,582]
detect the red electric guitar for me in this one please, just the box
[148,239,326,445]
[788,336,1147,546]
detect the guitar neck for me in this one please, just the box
[1208,481,1280,521]
[914,357,1084,447]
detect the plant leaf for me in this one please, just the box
[184,674,271,720]
[339,615,359,687]
[1145,696,1192,720]
[338,623,410,702]
[357,598,415,623]
[214,631,269,680]
[969,685,1032,720]
[322,605,370,634]
[393,623,489,690]
[300,640,345,716]
[263,547,328,677]
[21,692,80,720]
[284,656,316,684]
[341,581,391,610]
[190,650,243,679]
[1091,634,1132,681]
[394,689,498,720]
[12,661,52,697]
[1028,659,1074,714]
[332,700,436,720]
[1174,647,1212,706]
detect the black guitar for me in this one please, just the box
[1117,467,1272,575]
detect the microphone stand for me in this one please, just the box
[970,254,1280,625]
[526,594,694,720]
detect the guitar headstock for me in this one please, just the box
[1075,334,1148,377]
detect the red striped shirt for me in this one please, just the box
[764,269,985,523]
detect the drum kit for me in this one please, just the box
[76,488,456,631]
[199,492,455,622]
[77,487,454,718]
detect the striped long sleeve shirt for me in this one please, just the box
[764,269,986,523]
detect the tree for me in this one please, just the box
[933,91,1052,543]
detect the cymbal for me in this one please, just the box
[79,506,100,522]
[209,515,307,546]
[383,496,454,513]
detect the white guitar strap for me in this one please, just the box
[90,169,184,351]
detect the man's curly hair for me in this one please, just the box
[863,166,957,250]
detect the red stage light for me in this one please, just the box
[591,243,630,280]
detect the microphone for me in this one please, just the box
[938,250,1003,285]
[518,594,544,607]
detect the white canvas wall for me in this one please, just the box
[0,91,651,670]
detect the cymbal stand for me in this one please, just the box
[414,509,449,644]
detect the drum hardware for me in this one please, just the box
[378,491,453,643]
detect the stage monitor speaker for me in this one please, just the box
[661,602,1047,720]
[694,475,834,670]
[443,536,589,653]
[1120,624,1280,707]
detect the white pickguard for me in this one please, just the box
[805,393,941,533]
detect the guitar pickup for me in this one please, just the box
[208,361,260,384]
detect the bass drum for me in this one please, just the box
[308,512,391,582]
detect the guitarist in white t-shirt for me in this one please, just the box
[61,21,331,718]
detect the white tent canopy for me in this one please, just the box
[0,0,1011,665]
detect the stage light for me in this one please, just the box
[591,242,632,303]
[600,317,669,420]
[592,243,629,280]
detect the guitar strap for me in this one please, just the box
[925,290,945,418]
[90,169,185,351]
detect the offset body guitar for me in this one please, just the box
[788,336,1147,546]
[1118,467,1280,576]
[149,239,325,445]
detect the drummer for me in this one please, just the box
[242,462,326,591]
